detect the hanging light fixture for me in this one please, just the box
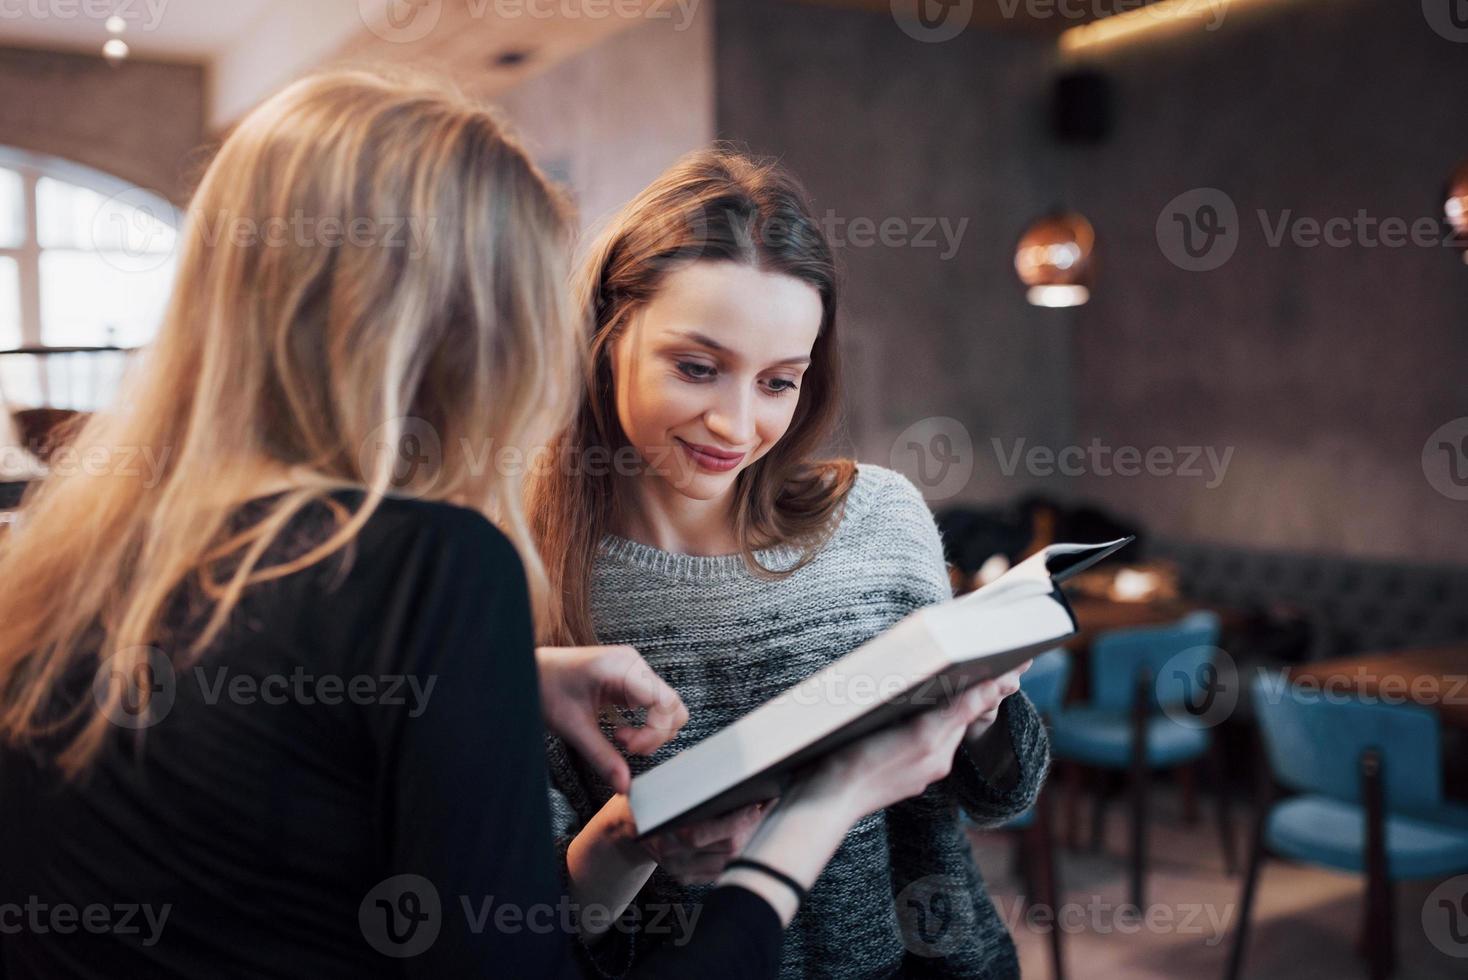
[1015,212,1095,308]
[1447,159,1468,265]
[102,9,128,67]
[102,38,130,66]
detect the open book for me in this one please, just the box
[629,537,1133,837]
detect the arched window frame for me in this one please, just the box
[0,145,178,351]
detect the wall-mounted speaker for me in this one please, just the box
[1054,70,1112,144]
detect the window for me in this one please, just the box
[0,148,176,412]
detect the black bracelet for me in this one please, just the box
[725,858,809,907]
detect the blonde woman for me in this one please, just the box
[531,150,1048,978]
[0,74,1002,979]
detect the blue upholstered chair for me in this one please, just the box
[1048,611,1235,909]
[1226,676,1468,980]
[992,648,1070,980]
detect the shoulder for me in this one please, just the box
[362,495,525,586]
[278,491,526,594]
[823,463,951,599]
[360,494,517,558]
[838,463,940,536]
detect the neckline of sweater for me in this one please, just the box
[595,463,885,583]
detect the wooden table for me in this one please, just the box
[1066,595,1241,646]
[1287,646,1468,731]
[1058,595,1245,702]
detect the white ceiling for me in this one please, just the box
[0,0,289,59]
[0,0,654,129]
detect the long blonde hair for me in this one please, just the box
[0,69,581,775]
[528,148,856,646]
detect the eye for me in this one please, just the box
[762,377,799,396]
[676,360,716,381]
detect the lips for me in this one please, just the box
[675,438,745,473]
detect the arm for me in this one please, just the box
[362,511,787,979]
[876,470,1051,824]
[362,510,575,977]
[716,681,1008,925]
[947,687,1051,827]
[539,647,766,948]
[544,623,1016,979]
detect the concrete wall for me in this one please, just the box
[1057,0,1468,563]
[715,0,1072,503]
[713,0,1468,564]
[494,10,715,235]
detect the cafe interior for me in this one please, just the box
[2,0,1467,977]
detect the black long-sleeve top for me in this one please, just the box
[0,491,781,978]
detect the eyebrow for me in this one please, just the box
[673,331,812,367]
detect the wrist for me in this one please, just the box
[572,796,655,878]
[789,763,871,826]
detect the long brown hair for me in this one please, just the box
[0,69,581,775]
[529,148,856,646]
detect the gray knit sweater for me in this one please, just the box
[547,463,1050,979]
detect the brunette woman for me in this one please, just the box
[531,149,1050,979]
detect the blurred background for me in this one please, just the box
[2,1,1467,977]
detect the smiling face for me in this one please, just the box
[610,260,824,505]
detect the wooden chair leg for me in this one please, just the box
[1129,669,1151,913]
[1180,759,1199,825]
[1017,825,1038,910]
[1205,738,1237,875]
[1362,748,1394,980]
[1089,769,1109,853]
[1064,761,1083,851]
[1130,757,1149,912]
[1225,786,1270,980]
[1033,788,1066,980]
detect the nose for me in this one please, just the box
[704,384,756,449]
